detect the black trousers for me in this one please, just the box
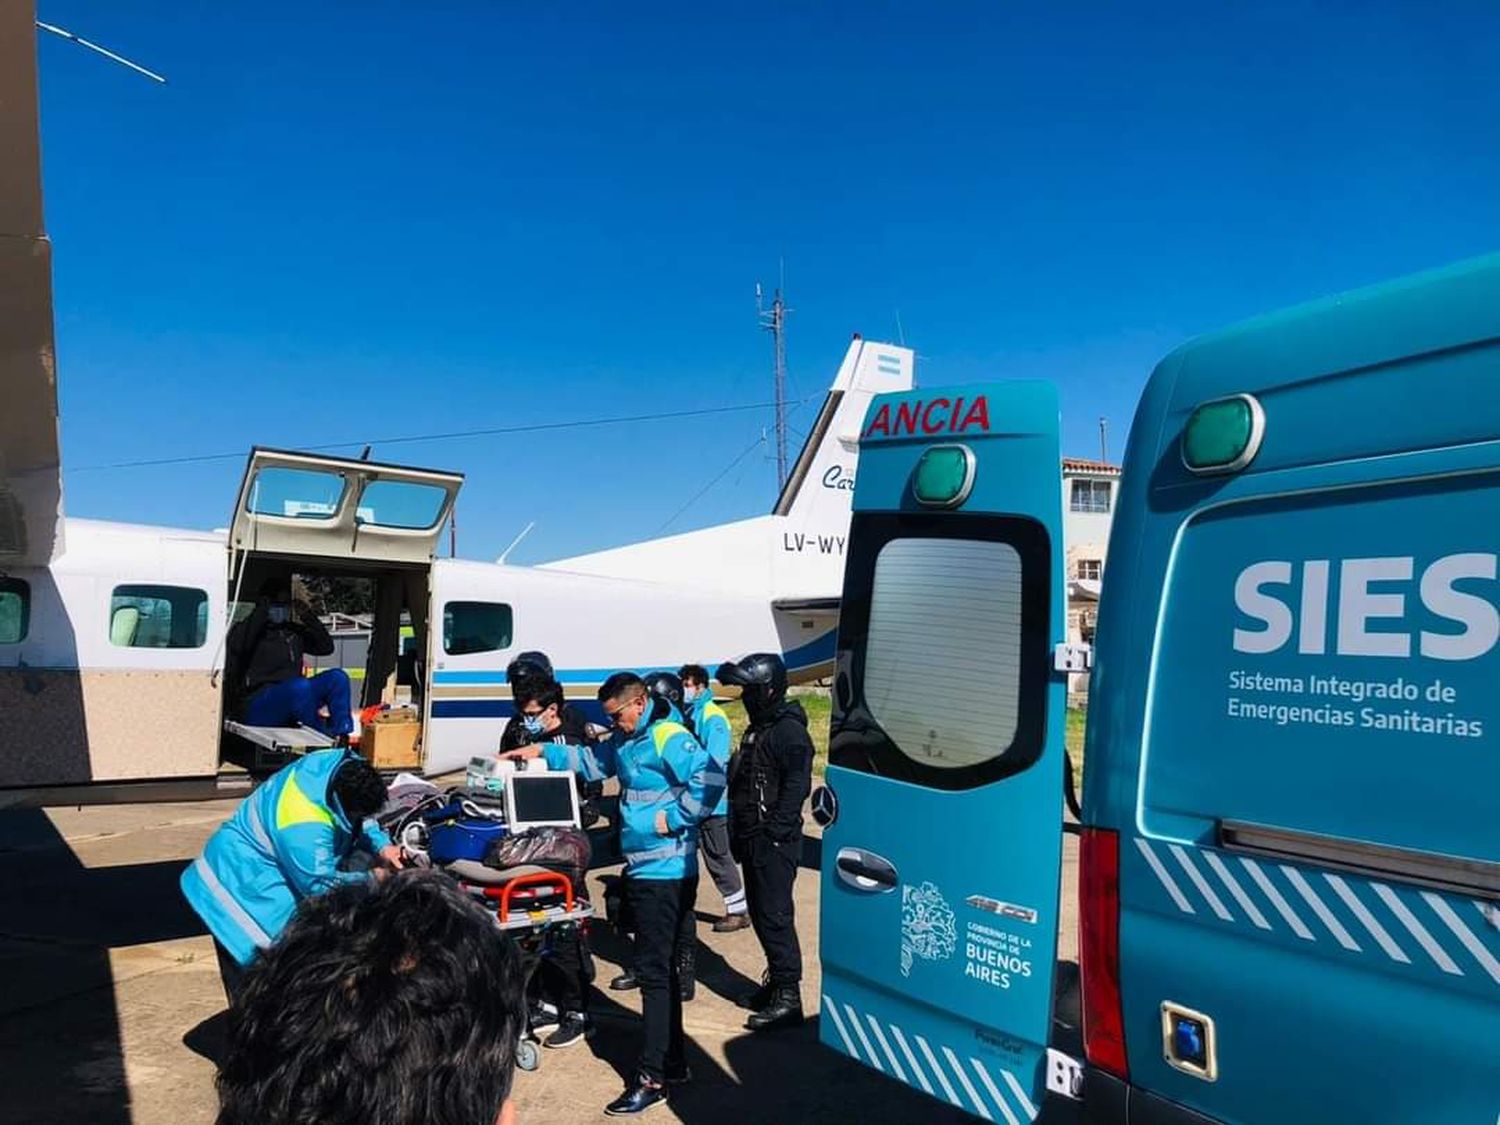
[627,874,697,1082]
[537,922,593,1015]
[214,939,247,1006]
[742,836,802,985]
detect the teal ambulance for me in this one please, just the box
[815,254,1500,1124]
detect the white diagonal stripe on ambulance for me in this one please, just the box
[845,1004,883,1071]
[1001,1067,1039,1120]
[969,1058,1021,1125]
[864,1014,908,1083]
[943,1045,994,1120]
[1136,839,1195,914]
[1240,858,1315,940]
[1282,866,1361,951]
[1204,851,1271,930]
[821,995,860,1059]
[1423,893,1500,985]
[1324,875,1410,963]
[888,1023,933,1096]
[1170,844,1234,921]
[916,1035,963,1107]
[1372,885,1463,976]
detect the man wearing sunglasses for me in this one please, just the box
[501,671,721,1116]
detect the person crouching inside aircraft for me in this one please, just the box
[716,653,814,1032]
[181,748,404,1003]
[228,577,352,739]
[501,672,721,1117]
[678,664,751,935]
[217,870,524,1125]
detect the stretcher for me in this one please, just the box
[442,859,594,1073]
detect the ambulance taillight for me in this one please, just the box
[1080,827,1128,1079]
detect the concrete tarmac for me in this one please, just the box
[0,799,1079,1124]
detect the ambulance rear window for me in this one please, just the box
[865,538,1022,768]
[830,512,1050,790]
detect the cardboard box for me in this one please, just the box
[360,711,422,770]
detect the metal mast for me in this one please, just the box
[757,280,790,490]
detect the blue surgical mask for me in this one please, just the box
[521,713,545,735]
[682,686,701,704]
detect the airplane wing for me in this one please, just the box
[0,12,64,566]
[772,597,840,614]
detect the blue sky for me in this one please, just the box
[40,2,1500,563]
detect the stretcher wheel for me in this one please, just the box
[516,1038,540,1072]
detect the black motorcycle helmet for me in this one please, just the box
[644,670,684,710]
[506,650,554,685]
[715,653,787,719]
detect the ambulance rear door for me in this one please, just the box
[816,382,1072,1123]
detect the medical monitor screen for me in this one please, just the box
[507,773,579,828]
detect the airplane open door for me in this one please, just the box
[815,383,1071,1122]
[229,449,462,565]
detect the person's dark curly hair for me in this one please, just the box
[217,870,523,1125]
[329,756,389,824]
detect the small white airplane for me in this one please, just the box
[0,11,913,805]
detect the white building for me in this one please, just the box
[1062,457,1120,702]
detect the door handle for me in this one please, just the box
[835,847,899,893]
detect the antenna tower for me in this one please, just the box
[757,279,791,489]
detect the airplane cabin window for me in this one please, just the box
[0,577,29,644]
[109,584,210,649]
[247,467,346,519]
[442,601,514,656]
[863,538,1023,771]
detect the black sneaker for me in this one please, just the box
[543,1013,593,1049]
[609,970,639,992]
[528,1001,560,1035]
[604,1076,668,1116]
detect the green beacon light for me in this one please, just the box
[912,444,977,508]
[1182,394,1266,474]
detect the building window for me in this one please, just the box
[443,601,514,655]
[1070,479,1112,514]
[0,577,29,644]
[109,584,209,648]
[1075,559,1102,582]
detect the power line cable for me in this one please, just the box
[654,430,767,536]
[69,396,814,473]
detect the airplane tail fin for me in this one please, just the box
[772,337,913,522]
[767,337,912,600]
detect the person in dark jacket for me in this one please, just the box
[498,651,596,752]
[716,653,814,1032]
[228,578,352,737]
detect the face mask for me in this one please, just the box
[267,603,291,626]
[683,686,701,704]
[521,713,546,735]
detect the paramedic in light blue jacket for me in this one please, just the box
[180,749,401,1003]
[501,671,721,1117]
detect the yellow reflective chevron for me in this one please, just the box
[275,772,335,831]
[652,721,690,756]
